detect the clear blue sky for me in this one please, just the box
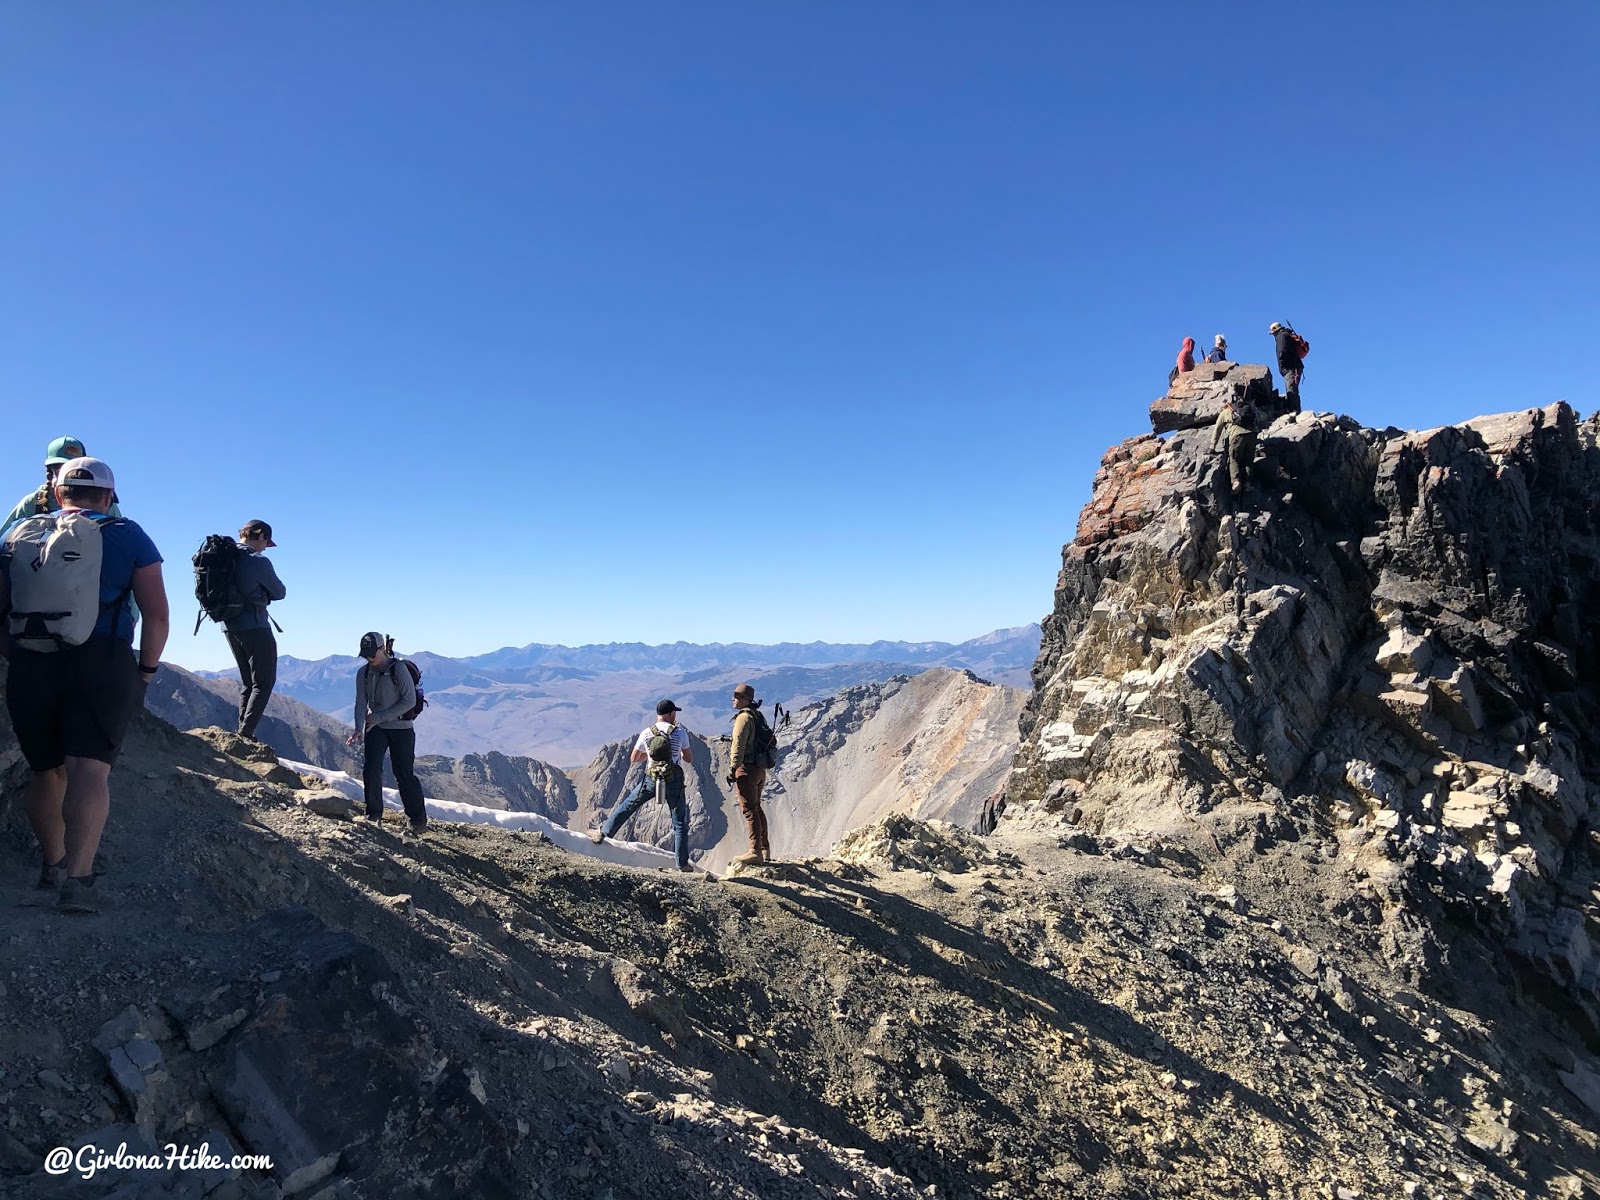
[3,2,1595,671]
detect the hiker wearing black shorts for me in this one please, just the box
[0,457,170,914]
[350,631,429,834]
[588,699,694,871]
[223,520,285,740]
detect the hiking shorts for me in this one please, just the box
[5,641,141,770]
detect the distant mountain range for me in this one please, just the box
[198,625,1041,764]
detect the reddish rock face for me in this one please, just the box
[1074,434,1173,546]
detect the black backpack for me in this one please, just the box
[745,708,778,770]
[192,534,246,633]
[384,639,427,721]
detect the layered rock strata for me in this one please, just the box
[1006,373,1600,1034]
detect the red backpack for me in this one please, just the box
[1288,327,1310,359]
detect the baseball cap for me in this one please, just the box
[656,698,682,716]
[732,682,755,700]
[359,632,384,658]
[44,436,87,466]
[1269,321,1284,334]
[241,519,277,547]
[54,457,115,491]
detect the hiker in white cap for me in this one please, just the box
[0,456,169,914]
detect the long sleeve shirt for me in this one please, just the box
[355,658,418,731]
[223,550,286,632]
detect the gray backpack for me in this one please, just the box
[3,511,118,651]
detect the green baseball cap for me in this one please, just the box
[44,435,87,466]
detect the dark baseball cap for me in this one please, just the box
[656,699,682,715]
[240,519,276,547]
[359,632,384,658]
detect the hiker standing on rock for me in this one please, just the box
[1270,321,1306,410]
[1,436,124,539]
[1210,392,1258,503]
[222,520,285,741]
[588,699,694,872]
[0,457,169,913]
[350,632,429,834]
[1205,335,1228,364]
[728,682,775,864]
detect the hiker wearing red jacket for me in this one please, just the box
[1168,337,1197,387]
[1270,322,1307,409]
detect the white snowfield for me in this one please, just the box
[282,759,694,873]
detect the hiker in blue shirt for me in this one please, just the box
[0,457,169,914]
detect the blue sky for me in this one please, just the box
[3,2,1595,671]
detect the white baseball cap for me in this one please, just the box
[54,457,116,491]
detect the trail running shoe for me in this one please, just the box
[56,875,99,914]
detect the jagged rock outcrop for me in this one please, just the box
[413,751,577,821]
[1006,380,1600,1036]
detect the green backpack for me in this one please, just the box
[645,724,679,779]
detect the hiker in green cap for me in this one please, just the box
[1,436,124,539]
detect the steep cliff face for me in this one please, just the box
[1006,370,1600,1033]
[412,751,577,821]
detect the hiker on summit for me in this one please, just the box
[0,436,124,539]
[1168,337,1197,386]
[1270,321,1306,409]
[728,682,775,864]
[588,699,694,872]
[350,632,429,834]
[222,520,285,741]
[1210,391,1259,503]
[0,457,169,914]
[1204,335,1228,364]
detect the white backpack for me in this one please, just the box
[4,511,113,651]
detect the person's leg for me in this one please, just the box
[362,727,388,818]
[24,767,69,870]
[225,629,255,732]
[602,778,651,838]
[238,628,277,740]
[666,774,690,869]
[60,757,112,878]
[735,773,764,860]
[388,728,428,824]
[749,766,771,859]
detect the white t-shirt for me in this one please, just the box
[633,721,690,764]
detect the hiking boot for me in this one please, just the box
[56,875,99,915]
[733,851,762,866]
[406,819,428,837]
[353,810,383,826]
[587,829,605,844]
[37,856,66,890]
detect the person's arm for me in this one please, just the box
[131,563,169,675]
[367,662,416,726]
[679,728,693,764]
[256,557,287,602]
[730,712,754,778]
[0,492,36,540]
[353,668,370,737]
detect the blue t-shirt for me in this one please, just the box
[0,512,162,645]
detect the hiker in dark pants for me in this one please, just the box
[350,631,428,834]
[588,699,694,871]
[1271,321,1304,410]
[1210,394,1258,504]
[728,682,773,864]
[223,520,285,740]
